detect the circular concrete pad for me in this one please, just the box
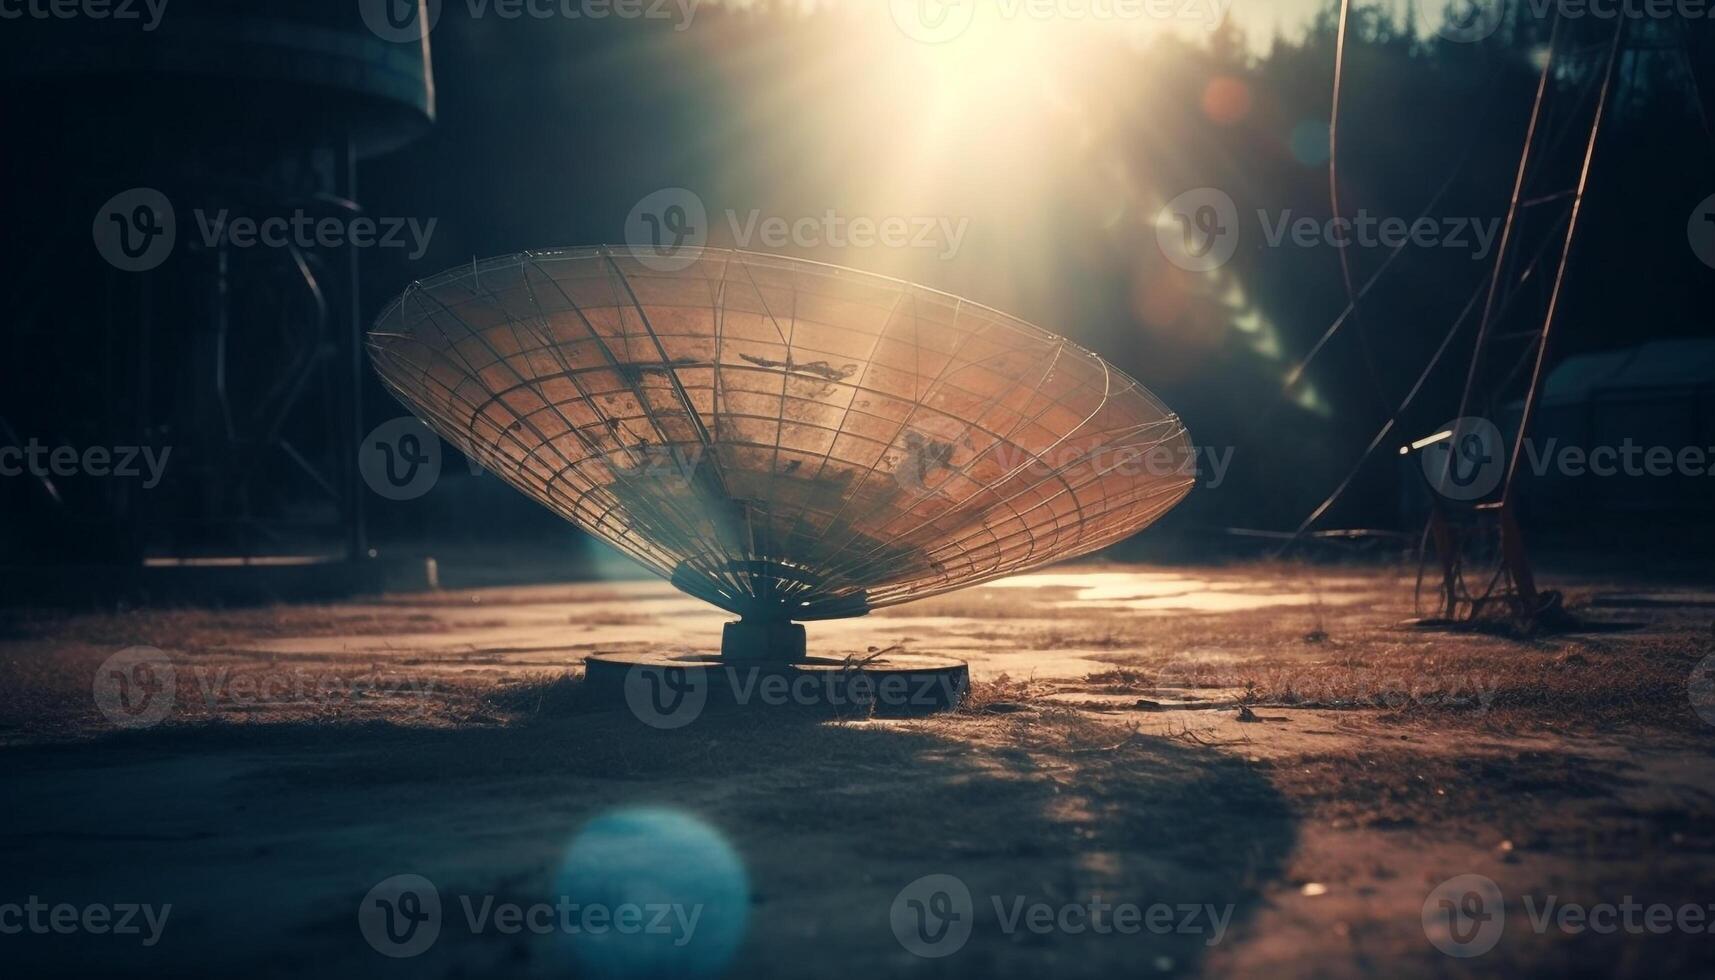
[585,651,969,723]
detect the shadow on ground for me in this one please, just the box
[0,689,1294,979]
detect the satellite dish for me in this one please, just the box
[368,246,1194,711]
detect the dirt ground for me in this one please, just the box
[1,561,1712,978]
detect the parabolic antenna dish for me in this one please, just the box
[368,246,1194,677]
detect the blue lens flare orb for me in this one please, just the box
[554,807,750,978]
